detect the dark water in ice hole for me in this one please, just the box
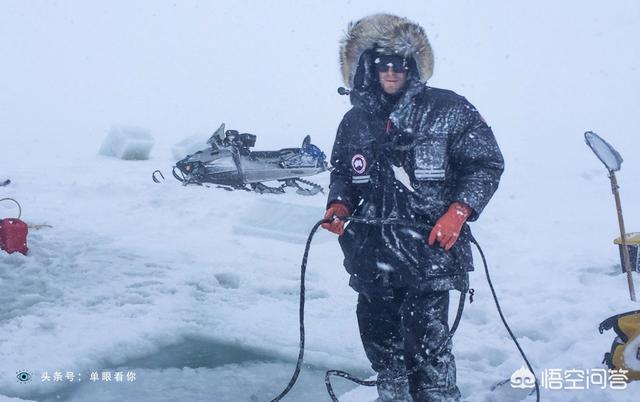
[20,337,370,402]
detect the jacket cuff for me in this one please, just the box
[326,197,352,212]
[452,197,480,221]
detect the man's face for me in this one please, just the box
[375,55,409,95]
[378,68,407,95]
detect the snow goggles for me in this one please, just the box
[374,55,409,73]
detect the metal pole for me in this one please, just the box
[610,172,637,302]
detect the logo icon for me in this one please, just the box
[351,154,367,174]
[16,370,32,384]
[510,366,535,389]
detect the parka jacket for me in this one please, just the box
[328,78,504,294]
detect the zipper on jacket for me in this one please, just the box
[385,119,392,134]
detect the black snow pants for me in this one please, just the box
[357,288,461,402]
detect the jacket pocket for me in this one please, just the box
[410,139,450,217]
[413,138,447,181]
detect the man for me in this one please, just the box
[321,14,504,402]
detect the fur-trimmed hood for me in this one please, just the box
[340,14,434,88]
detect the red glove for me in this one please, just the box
[428,202,472,251]
[321,202,350,235]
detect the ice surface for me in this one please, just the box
[98,125,154,160]
[232,198,330,244]
[0,396,34,402]
[171,133,210,161]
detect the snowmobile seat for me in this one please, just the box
[249,149,296,162]
[239,133,256,148]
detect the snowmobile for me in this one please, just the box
[154,123,327,195]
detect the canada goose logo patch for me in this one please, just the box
[351,154,367,174]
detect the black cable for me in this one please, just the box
[324,370,376,401]
[322,216,467,401]
[470,236,540,402]
[270,217,466,401]
[324,287,467,402]
[269,216,540,402]
[268,218,331,402]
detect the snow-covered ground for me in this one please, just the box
[2,1,640,401]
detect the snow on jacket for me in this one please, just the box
[328,14,504,294]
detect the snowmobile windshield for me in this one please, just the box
[302,143,323,157]
[301,143,326,166]
[207,123,226,149]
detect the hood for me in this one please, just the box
[340,13,434,88]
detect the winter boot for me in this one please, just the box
[376,370,413,402]
[410,386,461,402]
